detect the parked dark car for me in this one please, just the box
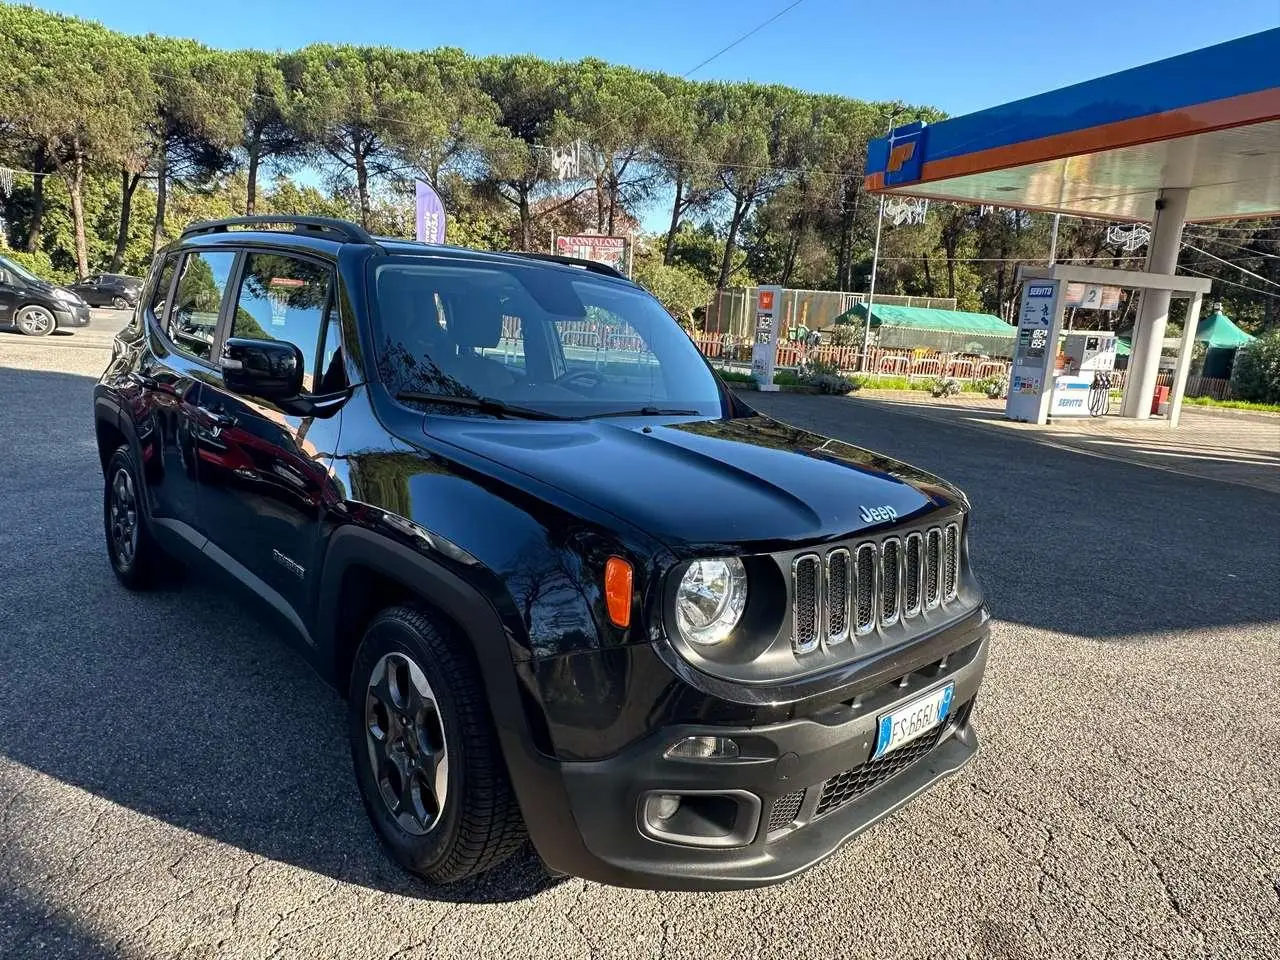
[0,253,91,335]
[70,272,143,309]
[93,216,989,890]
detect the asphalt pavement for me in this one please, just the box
[1,316,1278,959]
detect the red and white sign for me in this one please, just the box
[555,234,629,274]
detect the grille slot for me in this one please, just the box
[854,543,877,635]
[766,790,805,834]
[944,523,960,601]
[814,720,950,818]
[924,528,942,609]
[903,532,923,617]
[791,554,821,654]
[880,538,901,626]
[825,549,851,645]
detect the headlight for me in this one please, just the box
[54,289,81,304]
[674,558,747,646]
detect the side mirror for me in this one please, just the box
[220,337,304,401]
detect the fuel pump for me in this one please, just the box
[1051,332,1118,418]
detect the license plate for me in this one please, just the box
[872,683,954,760]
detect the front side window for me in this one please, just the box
[231,252,335,392]
[372,259,723,419]
[168,250,237,360]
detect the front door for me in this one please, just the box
[0,266,18,327]
[196,249,344,626]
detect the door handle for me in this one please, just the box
[196,406,237,428]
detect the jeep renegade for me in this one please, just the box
[94,216,990,890]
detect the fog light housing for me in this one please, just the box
[665,735,740,760]
[648,793,681,820]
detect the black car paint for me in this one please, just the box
[0,256,91,331]
[70,274,143,307]
[94,227,988,889]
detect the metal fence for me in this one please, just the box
[704,287,958,339]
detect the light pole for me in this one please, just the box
[860,105,903,373]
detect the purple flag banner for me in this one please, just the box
[414,180,446,244]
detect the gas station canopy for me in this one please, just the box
[864,29,1280,223]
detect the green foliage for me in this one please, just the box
[1184,395,1280,413]
[0,247,70,283]
[715,367,754,383]
[1229,329,1280,404]
[929,377,962,398]
[633,249,712,327]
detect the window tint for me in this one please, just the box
[149,256,178,319]
[231,253,334,392]
[168,251,237,360]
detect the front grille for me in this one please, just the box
[825,549,850,644]
[792,554,821,654]
[789,519,964,654]
[944,524,960,601]
[766,790,805,833]
[854,543,876,634]
[903,532,923,617]
[814,722,949,817]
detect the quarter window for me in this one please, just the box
[231,253,335,392]
[149,255,178,321]
[168,250,238,361]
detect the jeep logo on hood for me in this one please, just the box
[859,504,898,524]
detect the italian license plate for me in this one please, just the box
[872,683,954,760]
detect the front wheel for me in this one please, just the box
[111,295,129,309]
[15,305,55,336]
[348,605,526,884]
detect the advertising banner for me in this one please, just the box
[415,181,447,244]
[751,285,782,391]
[554,234,630,275]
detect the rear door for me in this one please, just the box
[195,248,344,624]
[134,248,239,545]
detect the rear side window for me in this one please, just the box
[149,256,178,319]
[230,252,335,392]
[168,250,237,361]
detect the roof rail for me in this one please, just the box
[179,215,375,244]
[514,252,629,280]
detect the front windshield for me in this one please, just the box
[372,258,725,419]
[0,255,44,285]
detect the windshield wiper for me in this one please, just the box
[588,406,701,420]
[395,391,573,421]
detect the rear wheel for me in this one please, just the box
[15,305,55,336]
[348,605,526,883]
[103,445,164,589]
[111,295,129,309]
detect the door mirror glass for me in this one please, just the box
[221,337,304,400]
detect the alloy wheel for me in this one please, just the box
[109,467,138,568]
[365,651,449,836]
[16,306,53,335]
[112,296,129,309]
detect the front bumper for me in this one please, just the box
[54,303,92,327]
[537,632,988,890]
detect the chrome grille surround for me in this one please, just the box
[943,523,960,602]
[853,543,877,636]
[791,553,822,654]
[824,548,851,645]
[788,519,964,654]
[903,532,923,618]
[879,537,901,627]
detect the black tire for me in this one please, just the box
[15,304,56,336]
[103,445,164,589]
[348,604,526,883]
[111,295,129,309]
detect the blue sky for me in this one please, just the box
[38,0,1279,116]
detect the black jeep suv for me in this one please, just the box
[93,216,989,890]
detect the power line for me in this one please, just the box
[1185,221,1280,234]
[1181,241,1280,287]
[1181,234,1280,260]
[1181,264,1280,301]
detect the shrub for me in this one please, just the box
[930,377,961,398]
[1229,330,1280,404]
[715,367,754,383]
[807,373,858,394]
[0,248,71,284]
[975,375,1008,399]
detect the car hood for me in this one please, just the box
[425,413,966,550]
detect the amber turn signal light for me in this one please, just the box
[604,556,633,628]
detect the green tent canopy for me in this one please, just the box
[1195,308,1255,349]
[833,302,1016,355]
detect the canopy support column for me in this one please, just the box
[1120,187,1189,419]
[1167,291,1203,428]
